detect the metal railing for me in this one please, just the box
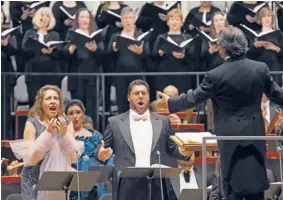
[1,71,283,138]
[201,136,283,200]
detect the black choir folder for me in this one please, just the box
[25,37,67,50]
[116,29,153,50]
[239,24,280,40]
[159,35,198,54]
[234,1,268,16]
[1,25,22,40]
[188,13,212,28]
[23,1,48,10]
[99,10,121,26]
[196,28,218,43]
[275,1,283,10]
[59,6,76,20]
[68,26,108,48]
[143,1,180,18]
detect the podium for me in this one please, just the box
[35,171,101,200]
[180,188,211,200]
[120,167,182,200]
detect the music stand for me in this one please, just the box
[180,188,211,200]
[89,165,114,183]
[120,167,181,200]
[35,171,101,200]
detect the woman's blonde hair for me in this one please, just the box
[32,7,56,30]
[257,7,274,27]
[210,11,229,39]
[167,8,183,21]
[28,85,64,121]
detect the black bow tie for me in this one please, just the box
[183,171,191,183]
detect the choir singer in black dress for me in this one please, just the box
[153,9,196,94]
[247,7,283,86]
[158,26,283,200]
[64,8,104,127]
[22,7,61,107]
[108,7,149,113]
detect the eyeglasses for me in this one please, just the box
[130,90,148,96]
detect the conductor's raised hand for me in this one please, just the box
[85,41,97,52]
[98,140,113,162]
[157,91,169,107]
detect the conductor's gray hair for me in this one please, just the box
[121,6,135,16]
[218,27,248,58]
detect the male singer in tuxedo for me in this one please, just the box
[96,80,193,200]
[158,27,283,200]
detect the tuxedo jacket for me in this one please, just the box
[168,57,283,195]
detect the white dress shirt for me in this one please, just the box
[179,168,198,192]
[130,109,153,167]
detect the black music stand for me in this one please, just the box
[89,165,114,183]
[120,167,181,200]
[35,171,101,200]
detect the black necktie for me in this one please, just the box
[183,171,191,183]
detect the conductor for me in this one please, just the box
[158,26,283,200]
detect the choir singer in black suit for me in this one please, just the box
[158,26,283,200]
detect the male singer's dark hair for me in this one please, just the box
[72,8,97,34]
[218,27,247,58]
[127,80,150,94]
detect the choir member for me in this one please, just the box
[63,8,104,127]
[1,11,17,139]
[227,1,267,31]
[22,7,61,106]
[201,12,229,71]
[52,1,87,40]
[247,7,283,86]
[108,7,149,113]
[277,2,283,31]
[183,1,221,35]
[95,1,128,112]
[183,1,220,86]
[9,1,50,73]
[153,9,196,94]
[136,1,170,101]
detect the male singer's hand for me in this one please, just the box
[85,41,97,52]
[64,19,73,26]
[1,37,9,46]
[56,116,67,137]
[158,13,168,21]
[46,118,58,135]
[245,15,257,23]
[172,50,185,59]
[98,140,113,162]
[178,147,193,157]
[112,42,118,52]
[128,42,144,55]
[41,47,55,54]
